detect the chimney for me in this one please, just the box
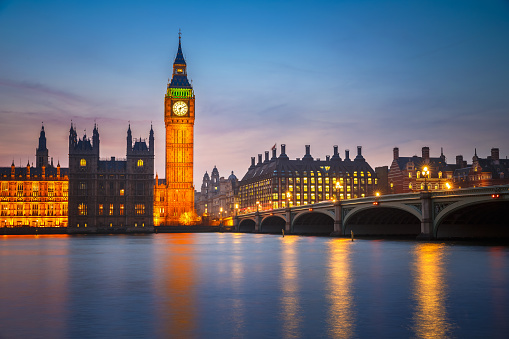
[357,146,362,156]
[326,155,330,161]
[303,145,313,160]
[491,148,500,161]
[422,147,430,160]
[279,144,289,160]
[250,157,255,168]
[257,154,262,165]
[456,155,463,167]
[272,148,277,160]
[264,151,269,163]
[345,149,350,161]
[393,147,399,160]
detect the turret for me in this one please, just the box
[303,145,313,161]
[11,161,15,179]
[93,123,99,151]
[127,124,132,155]
[149,124,154,155]
[36,124,49,168]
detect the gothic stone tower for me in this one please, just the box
[164,35,195,225]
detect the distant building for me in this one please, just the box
[68,123,154,233]
[239,144,378,213]
[195,167,238,223]
[388,146,458,194]
[0,125,68,227]
[453,148,509,188]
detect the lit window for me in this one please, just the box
[109,204,114,215]
[409,183,413,189]
[135,204,145,215]
[120,204,124,216]
[80,159,86,167]
[439,171,442,179]
[99,204,103,215]
[409,173,412,178]
[120,189,124,196]
[137,159,144,167]
[78,203,87,216]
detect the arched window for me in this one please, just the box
[80,159,86,167]
[438,171,442,179]
[137,159,143,167]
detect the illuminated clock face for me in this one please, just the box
[173,101,188,116]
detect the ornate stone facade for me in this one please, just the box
[195,167,238,224]
[154,35,196,225]
[0,125,68,228]
[68,124,154,233]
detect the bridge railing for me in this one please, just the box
[236,185,509,219]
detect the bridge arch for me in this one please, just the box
[435,198,509,239]
[260,215,286,233]
[292,211,334,234]
[343,205,421,236]
[238,218,255,233]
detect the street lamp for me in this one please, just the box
[219,207,223,226]
[286,191,292,208]
[422,166,430,191]
[334,181,343,201]
[256,201,260,213]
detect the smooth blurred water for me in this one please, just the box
[0,233,508,338]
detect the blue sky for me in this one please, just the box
[1,0,508,184]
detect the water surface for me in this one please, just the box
[0,234,508,338]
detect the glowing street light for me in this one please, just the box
[256,201,260,213]
[334,181,343,201]
[286,191,292,208]
[422,166,430,191]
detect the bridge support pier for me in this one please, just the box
[255,211,260,232]
[285,207,291,234]
[418,191,435,240]
[233,216,239,232]
[331,201,343,236]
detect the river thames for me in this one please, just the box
[0,233,508,338]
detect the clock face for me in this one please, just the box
[173,101,188,116]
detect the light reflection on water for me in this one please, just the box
[411,243,453,338]
[0,234,508,338]
[327,239,354,338]
[280,236,301,339]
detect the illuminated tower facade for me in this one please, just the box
[163,35,195,225]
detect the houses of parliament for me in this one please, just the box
[3,35,506,231]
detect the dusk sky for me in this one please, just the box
[1,0,508,185]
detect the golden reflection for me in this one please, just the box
[327,238,354,338]
[230,233,245,336]
[411,243,452,338]
[280,236,301,338]
[155,234,196,338]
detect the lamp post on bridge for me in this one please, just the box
[422,166,430,191]
[332,180,343,236]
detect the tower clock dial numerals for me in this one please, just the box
[173,101,188,116]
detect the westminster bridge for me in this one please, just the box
[234,185,509,239]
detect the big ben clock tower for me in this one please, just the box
[164,34,195,225]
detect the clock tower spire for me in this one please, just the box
[162,34,196,225]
